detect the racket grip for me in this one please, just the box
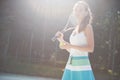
[51,36,58,42]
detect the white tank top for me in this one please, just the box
[69,31,88,56]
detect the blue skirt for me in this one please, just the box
[61,56,95,80]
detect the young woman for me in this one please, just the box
[56,0,95,80]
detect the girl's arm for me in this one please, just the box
[70,25,94,53]
[60,25,94,53]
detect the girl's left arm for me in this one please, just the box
[69,25,94,53]
[61,25,94,53]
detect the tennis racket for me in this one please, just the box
[52,13,77,42]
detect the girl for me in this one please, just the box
[56,0,95,80]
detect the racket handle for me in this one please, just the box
[51,27,74,42]
[51,36,58,42]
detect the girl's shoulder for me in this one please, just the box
[84,24,93,32]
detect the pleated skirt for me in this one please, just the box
[61,56,95,80]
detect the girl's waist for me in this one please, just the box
[70,48,88,56]
[70,56,89,59]
[68,56,90,66]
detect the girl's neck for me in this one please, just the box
[74,17,85,34]
[74,24,85,34]
[74,25,80,34]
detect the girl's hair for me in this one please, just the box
[73,0,93,32]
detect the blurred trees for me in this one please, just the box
[0,0,120,79]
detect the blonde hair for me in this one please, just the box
[73,0,93,32]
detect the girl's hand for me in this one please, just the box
[56,31,64,41]
[59,41,71,50]
[55,31,71,50]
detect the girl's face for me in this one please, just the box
[73,4,87,21]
